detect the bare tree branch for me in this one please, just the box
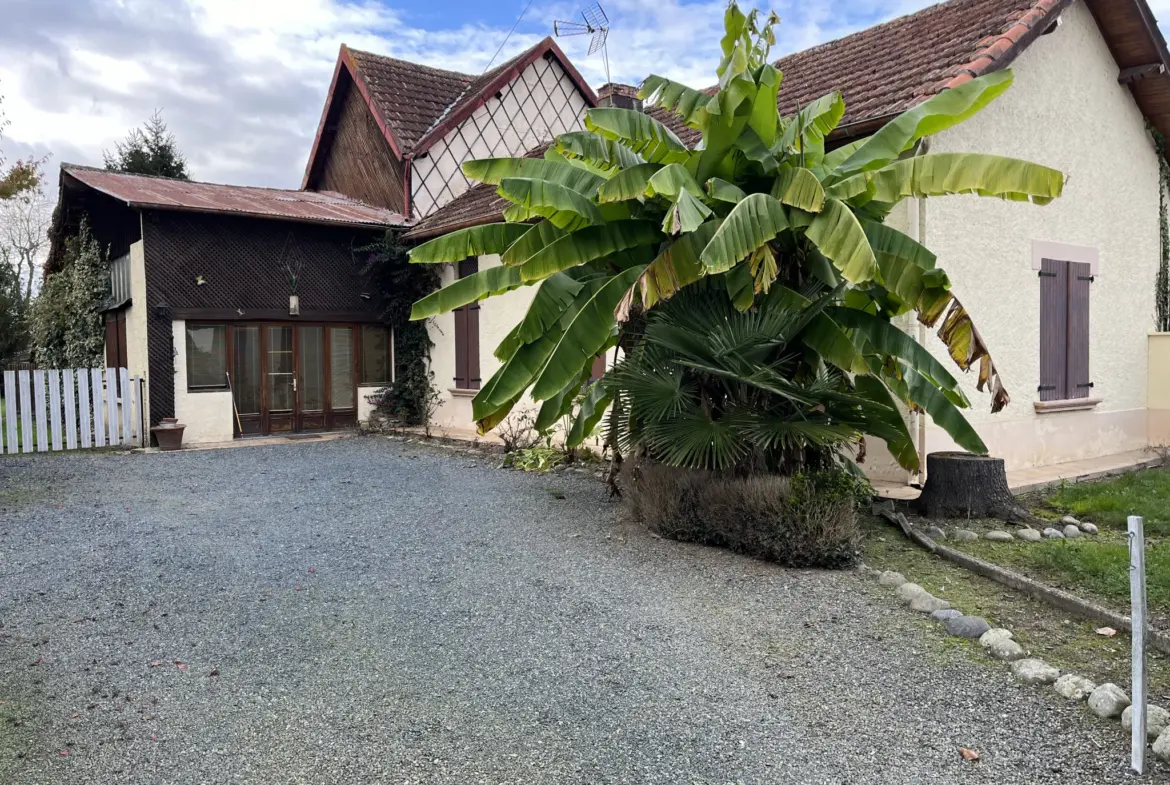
[0,191,53,307]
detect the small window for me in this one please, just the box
[186,324,228,390]
[360,325,390,385]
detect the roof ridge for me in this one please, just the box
[345,46,477,83]
[62,162,361,201]
[770,0,958,66]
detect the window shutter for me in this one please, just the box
[454,259,480,390]
[1067,261,1092,399]
[1038,258,1067,401]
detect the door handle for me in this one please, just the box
[293,377,297,392]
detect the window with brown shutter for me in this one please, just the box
[453,258,481,389]
[1038,258,1091,401]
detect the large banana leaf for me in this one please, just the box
[639,74,714,127]
[637,221,719,309]
[531,266,646,400]
[646,163,705,199]
[410,263,526,320]
[706,178,746,204]
[597,163,662,203]
[662,190,713,234]
[899,362,987,454]
[408,223,531,264]
[534,366,595,432]
[831,70,1014,179]
[804,197,877,283]
[700,193,789,273]
[519,220,663,282]
[500,220,565,266]
[778,91,844,165]
[747,64,782,145]
[497,178,603,231]
[770,167,826,212]
[862,221,940,306]
[473,331,561,428]
[494,272,583,361]
[567,378,612,447]
[802,313,869,375]
[585,107,691,165]
[829,153,1064,205]
[852,374,918,471]
[463,157,604,193]
[555,131,645,171]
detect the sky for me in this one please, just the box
[1,0,1168,199]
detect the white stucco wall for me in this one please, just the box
[125,238,150,426]
[171,319,234,445]
[907,1,1160,472]
[411,56,589,217]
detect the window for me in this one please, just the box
[360,325,390,385]
[1039,258,1092,401]
[453,258,480,390]
[331,327,355,408]
[186,324,228,390]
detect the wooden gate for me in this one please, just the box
[0,368,145,454]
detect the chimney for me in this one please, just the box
[597,82,642,112]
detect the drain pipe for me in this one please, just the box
[907,139,930,485]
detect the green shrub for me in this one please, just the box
[623,462,863,569]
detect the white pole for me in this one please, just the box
[1130,514,1148,775]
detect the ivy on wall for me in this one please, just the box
[360,229,441,426]
[29,218,107,368]
[1156,129,1170,332]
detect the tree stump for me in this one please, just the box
[915,452,1037,523]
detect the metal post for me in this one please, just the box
[1130,514,1148,775]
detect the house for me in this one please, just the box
[49,165,407,443]
[399,0,1170,483]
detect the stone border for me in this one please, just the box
[873,505,1170,657]
[867,563,1170,762]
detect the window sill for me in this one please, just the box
[1034,397,1101,414]
[186,387,230,394]
[449,387,480,398]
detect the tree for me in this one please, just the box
[0,246,26,367]
[0,86,42,201]
[404,4,1064,476]
[103,110,190,179]
[29,220,107,369]
[0,187,52,307]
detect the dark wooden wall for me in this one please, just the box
[308,72,407,214]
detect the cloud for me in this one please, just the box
[0,0,1166,203]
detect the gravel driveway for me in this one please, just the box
[0,437,1152,784]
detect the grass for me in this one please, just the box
[1033,466,1170,535]
[862,516,1170,701]
[0,399,35,453]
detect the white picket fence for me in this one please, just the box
[0,368,144,454]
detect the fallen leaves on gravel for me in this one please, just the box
[1096,627,1117,637]
[29,657,41,667]
[149,661,163,667]
[958,748,980,762]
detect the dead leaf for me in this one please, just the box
[29,657,41,667]
[176,663,188,672]
[59,749,69,757]
[149,661,163,668]
[1096,627,1117,637]
[958,748,980,762]
[69,713,80,719]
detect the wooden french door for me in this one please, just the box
[228,323,358,437]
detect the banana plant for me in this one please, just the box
[406,2,1064,473]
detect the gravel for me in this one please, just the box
[0,437,1157,783]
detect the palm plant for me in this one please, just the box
[407,3,1064,474]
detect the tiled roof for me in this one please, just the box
[401,0,1073,239]
[63,164,408,229]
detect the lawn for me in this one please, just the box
[1032,465,1170,535]
[0,398,36,454]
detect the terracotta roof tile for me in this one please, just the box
[405,0,1069,239]
[63,164,408,229]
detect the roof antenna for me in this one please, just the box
[555,2,611,85]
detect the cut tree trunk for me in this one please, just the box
[915,452,1039,523]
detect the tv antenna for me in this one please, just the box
[554,3,611,85]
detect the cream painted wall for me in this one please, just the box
[171,319,234,444]
[125,239,150,426]
[1149,333,1170,444]
[899,2,1159,472]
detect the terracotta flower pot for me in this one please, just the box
[151,418,186,451]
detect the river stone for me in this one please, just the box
[1043,527,1065,539]
[924,525,947,540]
[896,583,929,603]
[1053,674,1097,701]
[1122,704,1170,740]
[952,529,979,542]
[877,570,906,587]
[979,628,1014,646]
[1154,728,1170,762]
[1061,515,1081,526]
[987,638,1026,661]
[1063,524,1082,538]
[1011,658,1060,685]
[909,594,950,613]
[984,530,1014,542]
[1017,528,1043,542]
[945,615,991,638]
[1087,683,1131,719]
[931,608,963,622]
[1081,522,1099,535]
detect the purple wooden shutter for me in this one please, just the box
[454,259,480,389]
[1039,258,1067,401]
[1067,261,1092,399]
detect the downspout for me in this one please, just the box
[908,138,931,484]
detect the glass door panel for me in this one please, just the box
[232,326,262,436]
[299,326,325,413]
[266,326,294,432]
[330,327,355,410]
